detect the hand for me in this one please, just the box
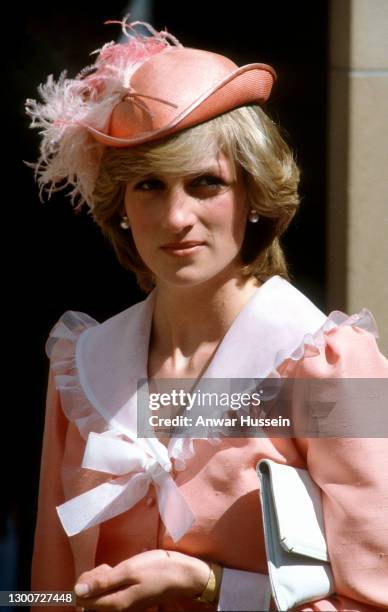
[74,549,211,611]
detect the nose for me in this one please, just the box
[160,185,197,233]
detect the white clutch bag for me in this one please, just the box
[256,459,335,611]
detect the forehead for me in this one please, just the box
[137,116,237,167]
[185,153,236,176]
[133,150,238,181]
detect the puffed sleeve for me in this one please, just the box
[31,366,76,608]
[285,323,388,611]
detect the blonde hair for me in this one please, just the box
[92,105,300,291]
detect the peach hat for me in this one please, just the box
[25,19,276,208]
[88,46,276,147]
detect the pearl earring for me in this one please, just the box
[120,215,130,229]
[248,209,260,223]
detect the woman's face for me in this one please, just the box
[123,152,249,289]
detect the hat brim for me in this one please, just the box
[85,63,276,148]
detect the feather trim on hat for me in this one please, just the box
[25,18,182,210]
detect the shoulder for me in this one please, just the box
[45,296,151,361]
[304,308,387,378]
[43,301,149,439]
[279,307,388,378]
[44,294,155,434]
[45,310,99,360]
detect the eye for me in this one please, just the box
[134,178,164,191]
[191,174,226,190]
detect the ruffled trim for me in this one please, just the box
[286,307,379,363]
[45,310,109,440]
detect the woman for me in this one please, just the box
[27,19,388,612]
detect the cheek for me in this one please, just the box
[125,201,155,234]
[132,215,154,234]
[123,207,155,258]
[131,218,156,258]
[207,193,247,239]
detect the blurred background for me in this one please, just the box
[3,0,387,606]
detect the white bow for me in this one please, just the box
[56,431,195,542]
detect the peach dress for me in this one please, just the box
[32,276,388,611]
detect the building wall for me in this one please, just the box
[328,0,388,354]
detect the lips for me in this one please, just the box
[160,241,205,256]
[161,241,204,250]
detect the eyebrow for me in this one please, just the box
[191,164,224,174]
[134,168,222,178]
[131,163,236,183]
[190,164,235,179]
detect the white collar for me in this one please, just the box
[76,275,325,441]
[58,275,327,541]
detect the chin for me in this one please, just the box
[155,266,220,288]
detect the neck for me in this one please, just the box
[151,271,261,360]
